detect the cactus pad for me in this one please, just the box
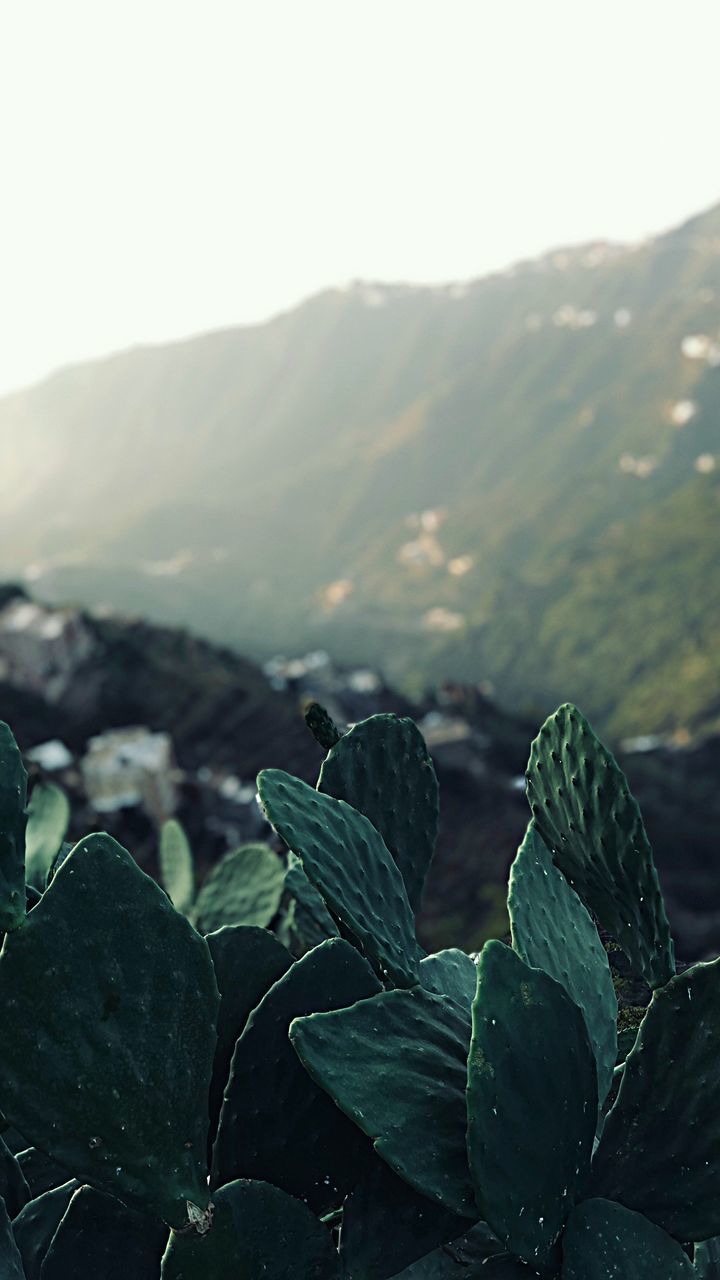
[205,924,292,1153]
[0,1197,25,1279]
[194,843,285,933]
[526,703,674,989]
[158,819,195,915]
[40,1185,168,1279]
[212,937,380,1212]
[0,1134,30,1218]
[291,985,475,1217]
[340,1157,471,1280]
[561,1198,693,1278]
[695,1238,720,1278]
[12,1181,78,1280]
[160,1178,341,1279]
[258,769,421,986]
[24,782,70,892]
[508,822,617,1107]
[285,852,339,947]
[590,955,720,1240]
[318,713,439,911]
[467,940,597,1268]
[0,834,219,1228]
[419,948,477,1014]
[0,722,27,933]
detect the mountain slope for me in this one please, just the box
[2,204,720,734]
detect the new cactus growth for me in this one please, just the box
[0,705,718,1276]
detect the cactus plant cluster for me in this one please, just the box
[0,706,718,1276]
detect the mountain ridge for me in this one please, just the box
[2,200,719,735]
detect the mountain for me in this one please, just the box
[1,203,720,735]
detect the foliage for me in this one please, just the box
[0,704,717,1276]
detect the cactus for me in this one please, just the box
[0,834,219,1228]
[212,937,381,1212]
[561,1198,693,1278]
[0,703,719,1275]
[205,924,292,1154]
[284,851,340,949]
[696,1238,720,1278]
[590,955,720,1240]
[158,818,195,915]
[194,842,286,933]
[290,985,476,1217]
[12,1181,79,1279]
[0,724,27,933]
[24,782,70,892]
[40,1184,168,1279]
[340,1158,476,1280]
[419,947,478,1013]
[318,713,439,911]
[508,822,617,1108]
[160,1179,341,1279]
[0,1136,29,1219]
[258,768,421,987]
[467,940,597,1270]
[304,701,342,750]
[525,703,674,989]
[0,1196,23,1279]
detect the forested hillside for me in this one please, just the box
[2,203,719,735]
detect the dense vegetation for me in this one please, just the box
[1,204,719,736]
[0,704,718,1276]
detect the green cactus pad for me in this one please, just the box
[158,819,195,915]
[0,722,27,933]
[525,703,674,989]
[561,1198,693,1278]
[590,955,720,1240]
[0,1134,30,1218]
[212,937,381,1212]
[40,1185,168,1279]
[285,852,340,947]
[161,1178,341,1280]
[12,1180,78,1280]
[467,940,597,1269]
[304,701,342,750]
[24,782,70,892]
[0,834,219,1229]
[387,1224,511,1278]
[318,713,439,911]
[0,1198,24,1280]
[205,924,292,1153]
[695,1238,720,1278]
[340,1158,471,1280]
[258,769,420,986]
[508,823,617,1107]
[291,985,475,1217]
[16,1148,70,1199]
[194,843,285,933]
[419,949,477,1014]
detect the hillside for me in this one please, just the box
[1,588,719,962]
[1,203,720,734]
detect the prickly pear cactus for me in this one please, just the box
[0,723,27,933]
[0,704,717,1278]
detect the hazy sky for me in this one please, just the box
[1,0,719,394]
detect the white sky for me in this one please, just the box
[1,0,719,395]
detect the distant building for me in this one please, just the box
[81,727,178,824]
[0,598,95,701]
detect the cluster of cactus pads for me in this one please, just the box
[0,705,719,1277]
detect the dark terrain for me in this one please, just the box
[1,585,717,961]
